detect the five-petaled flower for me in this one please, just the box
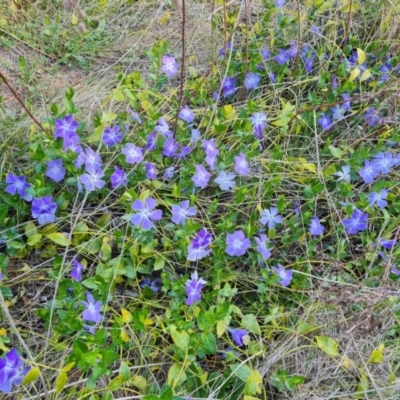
[215,171,236,191]
[0,348,31,393]
[131,198,162,230]
[122,143,144,164]
[110,167,128,189]
[187,228,213,261]
[254,234,272,259]
[259,207,283,229]
[249,112,267,139]
[318,113,333,130]
[31,196,57,225]
[272,264,293,287]
[81,292,102,324]
[309,216,325,236]
[222,76,237,97]
[359,160,379,184]
[79,170,106,192]
[334,165,351,183]
[234,153,250,175]
[102,126,122,147]
[45,159,65,183]
[185,270,207,305]
[171,200,197,225]
[227,327,249,347]
[179,105,195,123]
[342,209,368,234]
[192,165,211,189]
[161,55,179,77]
[244,72,260,90]
[368,189,388,209]
[225,230,251,257]
[155,118,173,138]
[373,152,394,175]
[5,174,33,201]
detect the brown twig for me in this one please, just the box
[0,72,49,134]
[174,0,186,135]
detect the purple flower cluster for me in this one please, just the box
[187,228,213,261]
[358,151,395,184]
[185,270,207,305]
[54,115,81,152]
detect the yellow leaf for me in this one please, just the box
[316,335,339,356]
[342,356,351,369]
[56,372,68,395]
[200,372,208,384]
[360,69,372,82]
[46,233,69,247]
[71,14,78,25]
[0,328,6,336]
[217,320,226,337]
[120,329,130,342]
[244,369,263,395]
[159,11,171,24]
[61,362,76,373]
[144,318,153,326]
[22,367,41,385]
[121,308,132,324]
[357,48,366,64]
[368,344,384,364]
[132,375,147,390]
[348,68,360,82]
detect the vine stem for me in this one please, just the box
[0,72,49,135]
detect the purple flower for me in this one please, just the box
[187,228,213,261]
[274,49,290,65]
[364,107,381,126]
[219,42,233,56]
[334,165,351,183]
[122,143,144,164]
[341,93,351,111]
[191,128,201,142]
[202,139,219,158]
[368,189,388,208]
[318,113,333,130]
[379,239,398,249]
[163,166,175,180]
[5,174,32,201]
[311,26,322,35]
[179,105,195,123]
[331,74,338,89]
[272,264,293,287]
[304,56,314,72]
[185,270,207,305]
[342,209,368,234]
[54,115,78,140]
[163,138,179,157]
[254,234,272,259]
[259,207,283,229]
[268,71,277,83]
[309,216,325,236]
[177,145,192,159]
[244,72,260,90]
[192,165,210,189]
[205,155,217,171]
[81,292,102,324]
[102,126,122,147]
[171,200,197,225]
[79,169,106,192]
[155,118,173,138]
[260,47,270,60]
[225,230,251,257]
[358,160,379,184]
[129,109,142,124]
[83,148,102,174]
[110,167,128,189]
[249,112,267,139]
[0,348,30,393]
[161,55,179,77]
[71,259,83,282]
[275,0,285,7]
[31,196,57,225]
[222,76,237,97]
[215,171,236,191]
[227,327,249,347]
[140,278,161,293]
[234,153,250,175]
[330,105,346,121]
[63,132,81,153]
[45,159,65,183]
[146,162,157,180]
[373,152,394,174]
[131,197,162,230]
[146,132,157,151]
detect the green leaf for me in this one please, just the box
[368,344,384,364]
[46,233,70,247]
[27,234,43,246]
[160,386,173,400]
[167,363,187,388]
[328,145,342,159]
[22,367,40,385]
[315,335,339,356]
[200,332,217,354]
[24,221,38,237]
[170,326,189,351]
[143,396,160,400]
[231,364,251,382]
[61,362,75,373]
[108,374,124,390]
[244,369,263,395]
[56,372,68,394]
[154,257,165,271]
[242,314,261,335]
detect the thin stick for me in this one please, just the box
[0,72,49,135]
[0,289,49,400]
[174,0,186,135]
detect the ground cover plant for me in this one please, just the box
[2,0,400,399]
